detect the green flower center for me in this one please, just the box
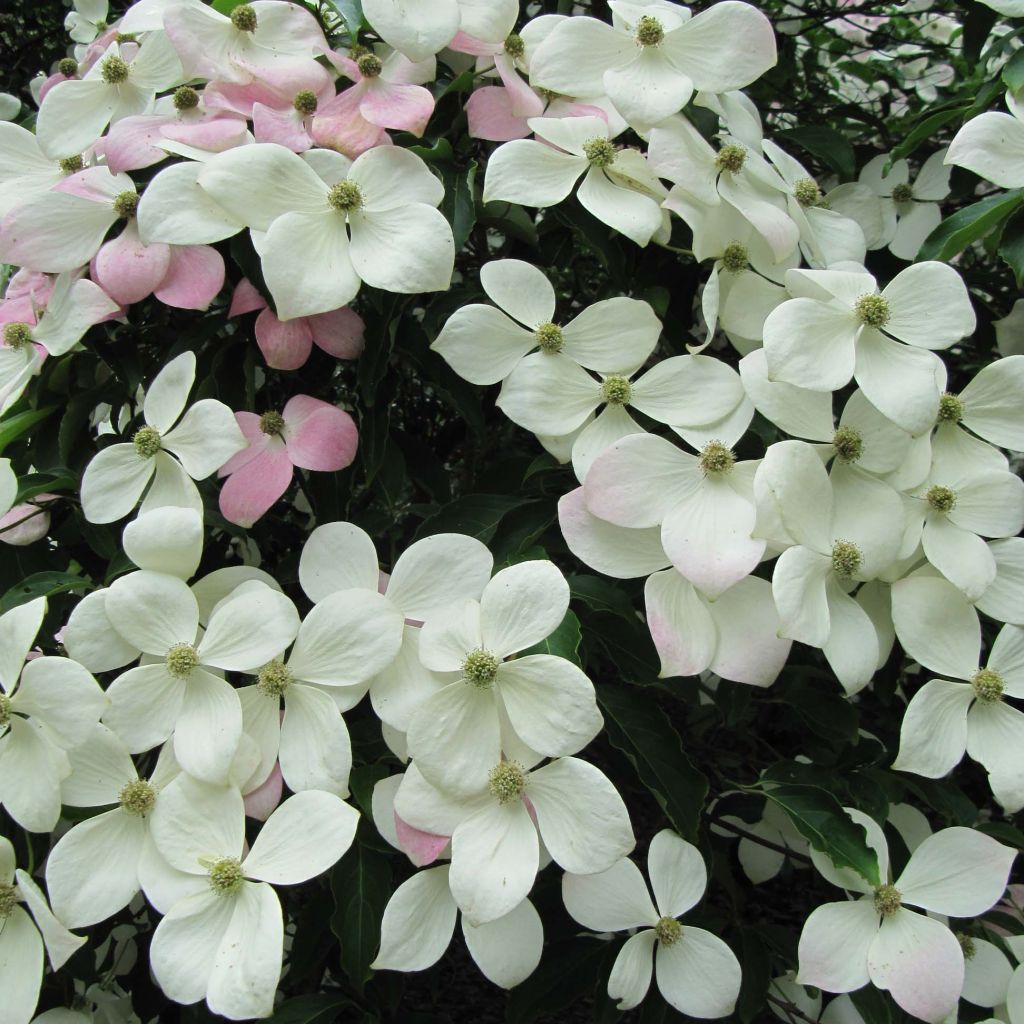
[891,183,913,203]
[463,649,499,688]
[855,294,890,329]
[873,884,902,916]
[59,154,84,174]
[115,32,137,43]
[259,410,286,436]
[3,322,33,351]
[257,659,293,697]
[937,392,963,424]
[793,177,823,208]
[119,779,156,817]
[293,89,318,115]
[166,642,199,679]
[488,761,526,804]
[113,190,139,219]
[583,137,615,169]
[831,539,863,578]
[230,4,258,31]
[715,144,746,174]
[601,375,632,406]
[0,692,11,728]
[208,856,245,895]
[832,425,863,464]
[635,14,665,46]
[956,932,976,959]
[328,180,364,213]
[971,668,1004,704]
[721,242,748,273]
[357,53,383,78]
[504,33,525,59]
[58,57,79,77]
[926,485,956,514]
[174,85,200,111]
[698,440,735,476]
[101,55,130,85]
[0,882,17,920]
[655,916,682,945]
[132,425,161,458]
[534,321,564,354]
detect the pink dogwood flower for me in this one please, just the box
[229,279,365,370]
[219,396,359,527]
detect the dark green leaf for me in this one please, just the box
[1005,48,1024,94]
[783,678,859,744]
[598,685,708,843]
[522,610,582,665]
[889,106,972,165]
[505,937,615,1024]
[918,188,1024,262]
[440,161,478,251]
[0,406,58,456]
[758,783,880,886]
[0,570,90,613]
[326,0,362,36]
[414,494,534,543]
[569,575,637,621]
[776,125,856,180]
[998,206,1024,284]
[265,994,357,1024]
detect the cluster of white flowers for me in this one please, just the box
[0,0,1022,1022]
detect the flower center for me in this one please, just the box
[937,392,963,424]
[793,177,822,208]
[504,32,525,59]
[357,53,383,78]
[207,856,244,896]
[0,883,17,920]
[113,191,139,220]
[132,425,161,458]
[891,183,913,203]
[0,692,12,728]
[463,648,499,688]
[328,180,364,213]
[721,242,748,273]
[832,425,863,464]
[3,322,33,351]
[926,484,957,514]
[230,4,258,31]
[116,32,137,43]
[956,932,976,959]
[831,539,863,578]
[971,668,1004,704]
[174,85,200,111]
[165,642,199,679]
[259,410,286,436]
[855,294,890,329]
[257,659,293,697]
[601,375,632,406]
[655,916,682,945]
[119,779,156,817]
[58,57,79,77]
[100,55,130,85]
[873,884,902,916]
[488,761,526,804]
[293,89,318,115]
[534,321,564,354]
[583,137,616,169]
[635,14,665,46]
[59,154,84,174]
[715,144,746,174]
[698,440,735,476]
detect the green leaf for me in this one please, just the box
[329,833,392,992]
[14,473,76,502]
[211,0,244,12]
[597,685,708,843]
[414,494,534,543]
[775,125,856,180]
[265,994,357,1024]
[889,106,971,165]
[783,678,859,744]
[918,188,1024,262]
[568,575,637,621]
[325,0,362,36]
[1005,48,1024,94]
[506,937,615,1024]
[0,406,57,456]
[998,206,1024,284]
[521,610,582,665]
[0,571,90,614]
[440,161,478,251]
[758,783,880,886]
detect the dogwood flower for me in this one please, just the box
[195,143,455,320]
[394,756,634,925]
[946,89,1024,189]
[530,2,776,131]
[797,809,1016,1023]
[65,0,110,44]
[0,597,105,832]
[372,865,542,988]
[431,259,661,385]
[0,123,85,219]
[217,395,359,527]
[936,355,1024,453]
[406,559,602,796]
[80,351,247,523]
[148,777,357,1020]
[99,571,299,782]
[563,831,742,1017]
[0,836,86,1024]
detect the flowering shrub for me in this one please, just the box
[0,0,1023,1022]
